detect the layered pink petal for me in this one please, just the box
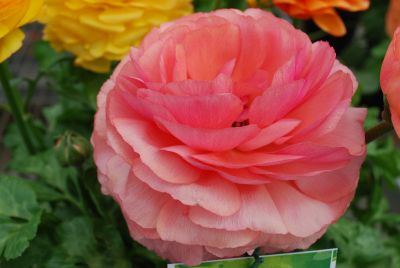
[189,185,287,234]
[91,9,366,266]
[156,200,257,248]
[157,118,260,152]
[137,89,243,128]
[183,23,240,80]
[267,182,336,237]
[132,159,241,217]
[381,28,400,136]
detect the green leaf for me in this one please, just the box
[57,217,95,257]
[0,176,42,260]
[193,0,217,11]
[327,219,394,267]
[193,0,247,12]
[33,41,69,72]
[7,148,78,193]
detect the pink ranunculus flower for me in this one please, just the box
[92,9,366,265]
[381,27,400,136]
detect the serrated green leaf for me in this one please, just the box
[0,176,42,260]
[7,149,77,193]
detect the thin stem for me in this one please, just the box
[365,121,394,144]
[250,248,264,268]
[0,62,36,154]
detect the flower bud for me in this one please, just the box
[55,131,91,166]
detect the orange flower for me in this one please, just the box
[386,0,400,37]
[247,0,271,8]
[273,0,370,36]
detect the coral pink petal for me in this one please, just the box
[267,182,336,237]
[249,80,306,127]
[183,23,240,80]
[125,218,207,266]
[125,217,160,240]
[92,133,114,173]
[156,201,257,248]
[287,71,353,139]
[157,118,260,152]
[387,89,400,136]
[295,157,364,203]
[94,80,115,137]
[311,108,367,156]
[162,145,271,184]
[238,119,300,151]
[251,143,351,177]
[301,42,336,94]
[132,159,241,217]
[330,60,358,92]
[189,185,287,234]
[138,40,165,82]
[120,170,170,229]
[90,9,367,265]
[137,89,243,128]
[118,89,177,122]
[113,118,201,184]
[105,155,131,198]
[192,150,303,169]
[215,9,266,81]
[165,74,233,96]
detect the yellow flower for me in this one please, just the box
[41,0,193,73]
[0,0,43,62]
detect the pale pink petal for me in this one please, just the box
[156,201,257,248]
[125,217,160,240]
[92,132,114,177]
[189,185,287,234]
[105,155,130,199]
[260,228,327,253]
[251,143,351,177]
[121,170,170,229]
[311,108,367,156]
[267,182,336,237]
[94,79,115,138]
[132,159,241,217]
[295,157,364,203]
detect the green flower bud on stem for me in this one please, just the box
[55,131,92,166]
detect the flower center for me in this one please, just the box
[232,119,249,127]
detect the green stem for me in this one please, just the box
[0,62,36,154]
[365,121,394,144]
[250,248,264,268]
